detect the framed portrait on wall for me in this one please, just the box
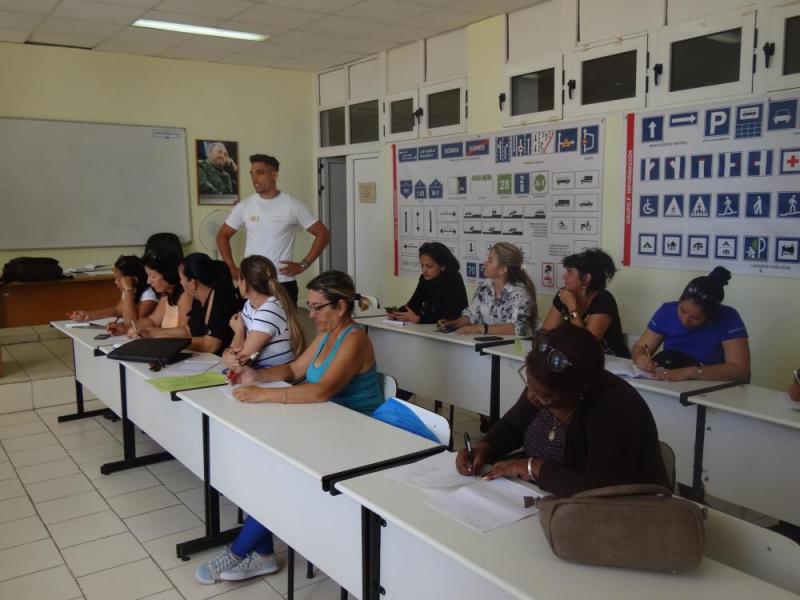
[196,140,239,205]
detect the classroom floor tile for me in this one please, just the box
[0,538,63,582]
[0,381,34,414]
[1,430,59,453]
[0,461,16,481]
[58,426,117,450]
[48,509,127,549]
[0,495,36,524]
[0,565,81,600]
[92,467,160,498]
[16,457,80,484]
[125,504,204,543]
[8,443,69,468]
[24,472,94,503]
[67,440,123,465]
[210,580,283,600]
[0,476,25,501]
[0,515,50,551]
[78,557,173,600]
[61,531,148,578]
[165,558,253,600]
[107,484,180,519]
[0,419,48,441]
[264,551,328,596]
[156,468,204,494]
[0,410,39,427]
[35,489,109,524]
[142,526,208,571]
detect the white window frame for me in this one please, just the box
[765,1,800,92]
[345,58,381,152]
[382,89,420,142]
[502,53,563,127]
[317,68,348,156]
[419,78,467,138]
[564,34,648,118]
[650,8,756,107]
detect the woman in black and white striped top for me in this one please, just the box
[223,256,306,374]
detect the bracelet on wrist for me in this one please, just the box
[527,457,535,481]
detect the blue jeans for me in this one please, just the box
[231,517,274,557]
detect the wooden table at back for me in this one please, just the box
[0,273,119,327]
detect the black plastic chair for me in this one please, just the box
[144,232,183,259]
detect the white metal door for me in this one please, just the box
[347,153,384,305]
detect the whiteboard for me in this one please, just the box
[0,117,191,250]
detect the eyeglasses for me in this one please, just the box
[306,301,334,314]
[533,333,573,373]
[517,364,559,406]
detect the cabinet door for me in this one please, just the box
[502,53,563,127]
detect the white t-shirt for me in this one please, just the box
[225,192,318,282]
[242,296,294,369]
[139,287,158,303]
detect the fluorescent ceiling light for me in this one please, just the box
[133,19,268,41]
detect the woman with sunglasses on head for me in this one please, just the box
[631,266,750,383]
[456,325,669,496]
[223,255,306,378]
[438,242,537,336]
[107,250,185,337]
[195,270,384,585]
[539,248,629,357]
[387,242,468,324]
[68,255,158,326]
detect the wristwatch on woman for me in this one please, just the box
[299,259,310,270]
[568,309,580,320]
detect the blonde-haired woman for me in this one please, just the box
[223,256,307,378]
[440,242,538,336]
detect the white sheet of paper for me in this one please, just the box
[221,380,292,400]
[426,477,542,533]
[385,451,475,489]
[381,319,406,327]
[167,360,220,375]
[604,356,654,379]
[782,392,800,411]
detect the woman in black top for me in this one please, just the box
[456,325,668,497]
[387,242,468,324]
[540,248,629,357]
[178,253,239,355]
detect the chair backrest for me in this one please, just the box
[392,397,450,446]
[354,294,381,317]
[145,232,183,259]
[659,440,676,492]
[377,372,398,400]
[704,507,800,594]
[624,331,639,354]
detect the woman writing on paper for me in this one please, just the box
[438,242,537,336]
[386,242,468,324]
[107,249,185,336]
[222,255,306,378]
[195,270,385,585]
[68,255,158,325]
[456,325,669,496]
[539,248,629,357]
[631,266,750,383]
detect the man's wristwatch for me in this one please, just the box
[299,259,310,270]
[568,309,580,320]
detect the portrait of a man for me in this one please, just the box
[197,140,239,204]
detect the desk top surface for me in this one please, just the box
[336,454,796,600]
[177,386,439,483]
[52,318,128,353]
[356,318,515,349]
[7,273,115,287]
[692,383,800,429]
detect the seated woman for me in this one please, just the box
[195,270,383,585]
[146,253,239,355]
[789,370,799,403]
[631,266,750,383]
[107,250,184,336]
[439,242,537,336]
[387,242,468,324]
[224,255,306,376]
[456,325,669,496]
[69,255,158,325]
[539,248,629,357]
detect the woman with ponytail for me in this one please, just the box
[223,256,306,376]
[439,242,538,336]
[632,266,750,382]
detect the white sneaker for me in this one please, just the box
[219,552,280,581]
[195,547,243,584]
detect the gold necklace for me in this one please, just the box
[548,409,576,442]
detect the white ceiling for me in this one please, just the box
[0,0,541,71]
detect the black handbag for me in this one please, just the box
[652,349,699,369]
[1,257,65,282]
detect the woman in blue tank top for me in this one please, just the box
[195,270,383,586]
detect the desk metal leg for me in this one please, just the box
[691,405,707,504]
[100,365,173,475]
[489,355,500,425]
[361,507,384,600]
[176,413,241,560]
[287,547,295,600]
[58,347,106,422]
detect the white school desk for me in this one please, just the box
[689,384,800,525]
[355,318,514,420]
[177,386,444,598]
[335,454,797,600]
[481,342,736,490]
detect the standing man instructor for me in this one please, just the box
[217,154,330,304]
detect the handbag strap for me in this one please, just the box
[572,484,672,499]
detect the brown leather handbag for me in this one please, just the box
[537,484,706,573]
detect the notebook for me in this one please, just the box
[106,338,192,365]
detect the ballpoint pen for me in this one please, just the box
[464,432,476,477]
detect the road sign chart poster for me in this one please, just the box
[393,119,605,291]
[623,93,800,278]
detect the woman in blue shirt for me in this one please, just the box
[195,270,383,585]
[631,266,750,383]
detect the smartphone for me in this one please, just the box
[475,335,503,342]
[93,333,111,340]
[385,306,400,313]
[437,325,454,333]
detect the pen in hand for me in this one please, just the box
[464,432,476,478]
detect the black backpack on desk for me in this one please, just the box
[1,257,65,282]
